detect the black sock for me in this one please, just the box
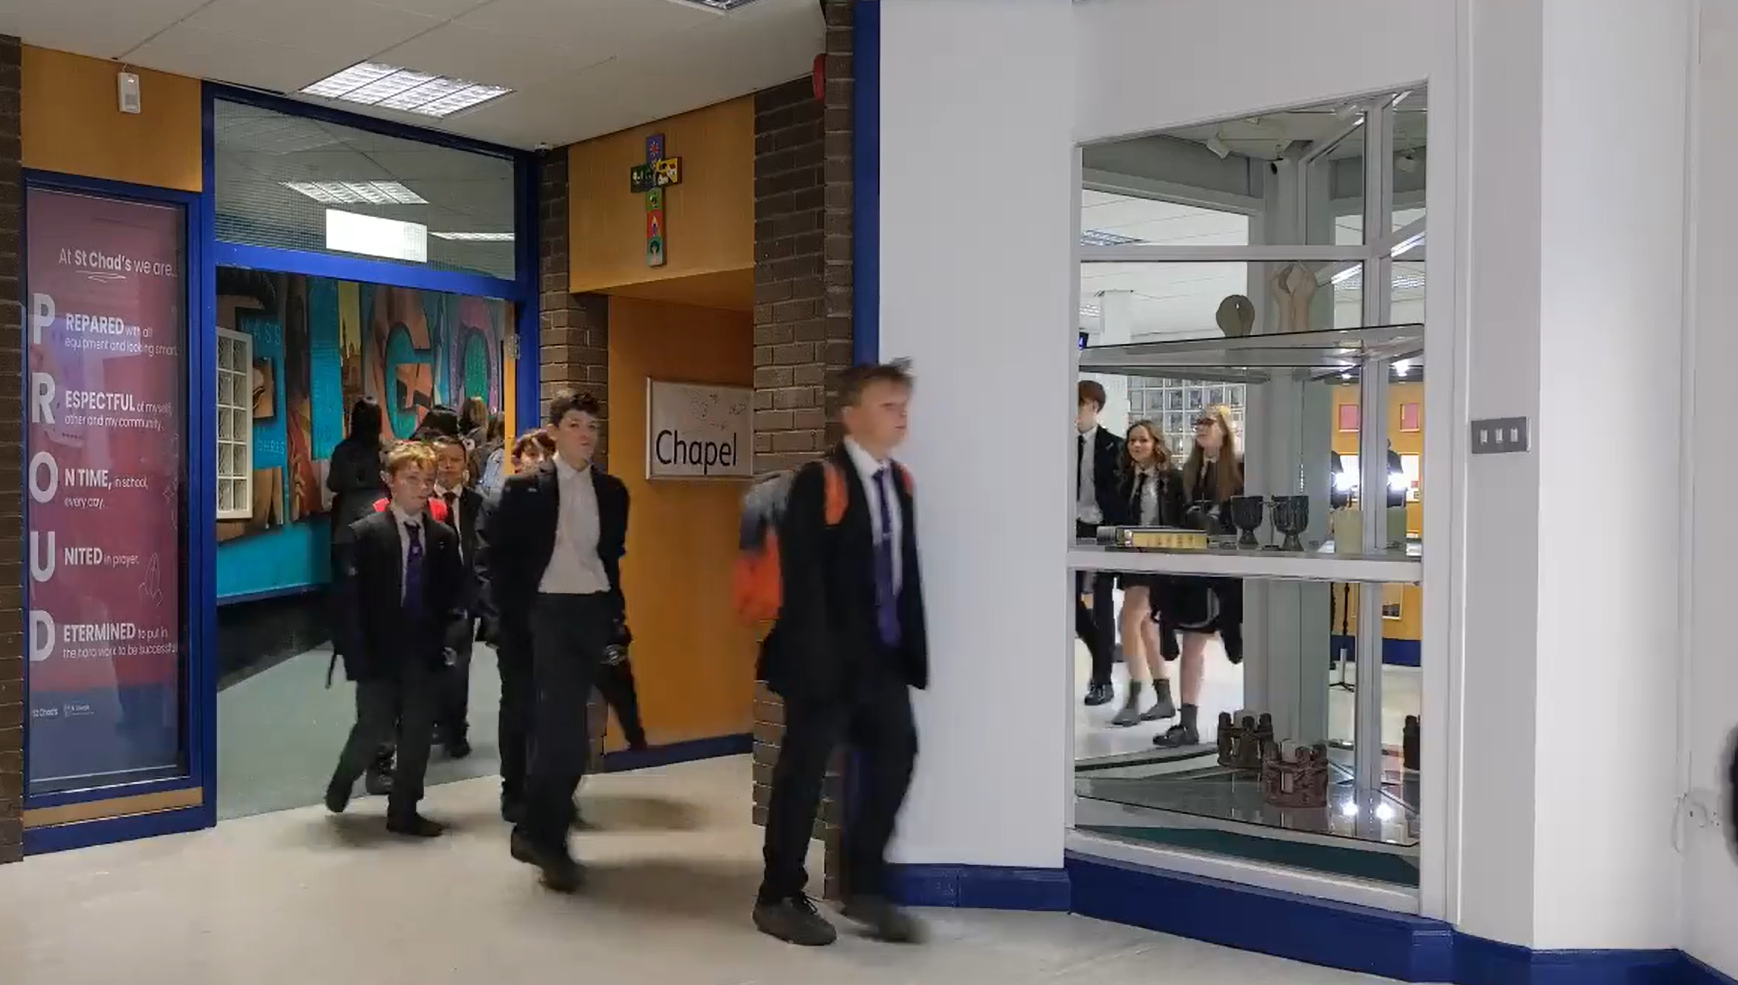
[1154,679,1173,702]
[1180,703,1198,732]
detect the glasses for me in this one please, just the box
[1194,418,1219,428]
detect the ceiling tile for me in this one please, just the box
[458,0,718,49]
[373,24,607,92]
[0,0,212,60]
[127,25,355,94]
[182,0,442,63]
[368,0,495,18]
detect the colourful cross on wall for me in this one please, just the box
[629,133,683,268]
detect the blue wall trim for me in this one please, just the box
[513,152,540,429]
[212,241,520,301]
[890,853,1735,985]
[851,0,880,366]
[889,864,1071,912]
[599,732,752,773]
[24,804,208,856]
[1331,633,1423,667]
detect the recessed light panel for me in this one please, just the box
[431,232,515,242]
[301,62,513,118]
[283,181,428,205]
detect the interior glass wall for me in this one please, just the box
[1071,89,1428,900]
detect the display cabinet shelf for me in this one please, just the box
[1079,322,1423,383]
[1069,541,1421,584]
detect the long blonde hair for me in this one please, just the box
[1183,405,1241,503]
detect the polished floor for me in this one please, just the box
[0,757,1401,985]
[217,642,507,820]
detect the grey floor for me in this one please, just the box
[218,643,506,820]
[0,757,1402,985]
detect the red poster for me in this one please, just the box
[25,188,187,794]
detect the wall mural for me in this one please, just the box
[214,268,508,600]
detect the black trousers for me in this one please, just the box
[496,624,534,806]
[760,664,917,903]
[1075,520,1116,685]
[521,592,613,850]
[331,658,437,818]
[438,617,476,739]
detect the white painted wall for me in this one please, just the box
[1682,0,1738,975]
[1528,0,1690,950]
[878,0,1076,869]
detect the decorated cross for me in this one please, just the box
[629,133,682,268]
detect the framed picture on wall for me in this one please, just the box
[1400,402,1421,432]
[1338,403,1360,433]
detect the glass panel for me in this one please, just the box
[24,188,189,796]
[213,99,517,280]
[1391,87,1427,235]
[1074,571,1421,887]
[1079,190,1252,247]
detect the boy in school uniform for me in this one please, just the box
[325,441,466,837]
[431,435,487,759]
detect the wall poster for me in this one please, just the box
[25,188,188,797]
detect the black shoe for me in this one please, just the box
[842,895,925,944]
[1084,682,1114,707]
[324,779,352,814]
[385,813,445,838]
[501,798,525,825]
[1154,724,1200,748]
[754,896,838,946]
[364,757,393,796]
[445,735,472,760]
[511,829,585,893]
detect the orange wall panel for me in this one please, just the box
[22,47,202,192]
[605,296,756,747]
[568,97,753,297]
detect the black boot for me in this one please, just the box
[754,895,838,947]
[364,748,394,796]
[1110,681,1145,727]
[1155,703,1200,747]
[1084,681,1114,707]
[1143,679,1177,721]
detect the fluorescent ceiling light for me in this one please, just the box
[301,62,512,118]
[283,181,426,205]
[431,231,515,242]
[1079,229,1142,247]
[325,209,428,264]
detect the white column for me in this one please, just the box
[878,0,1076,870]
[1456,0,1689,949]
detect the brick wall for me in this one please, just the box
[749,0,854,900]
[536,149,610,766]
[0,34,22,864]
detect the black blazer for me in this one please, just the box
[435,485,487,611]
[764,444,928,702]
[333,509,465,682]
[1114,465,1186,527]
[476,461,629,633]
[326,437,384,545]
[1077,426,1123,524]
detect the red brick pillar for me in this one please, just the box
[0,34,24,864]
[749,0,854,900]
[536,149,610,766]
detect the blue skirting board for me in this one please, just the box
[885,853,1735,985]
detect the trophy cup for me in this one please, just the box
[1229,495,1265,550]
[1269,495,1310,552]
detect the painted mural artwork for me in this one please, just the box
[214,268,506,600]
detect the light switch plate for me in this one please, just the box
[1471,417,1530,455]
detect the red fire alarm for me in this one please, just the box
[812,53,826,102]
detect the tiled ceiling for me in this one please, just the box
[0,0,824,148]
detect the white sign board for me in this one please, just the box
[645,379,752,479]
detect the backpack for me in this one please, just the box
[477,446,506,498]
[732,458,912,623]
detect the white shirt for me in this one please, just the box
[389,505,424,602]
[537,455,613,595]
[1076,429,1102,525]
[434,483,466,559]
[843,437,903,594]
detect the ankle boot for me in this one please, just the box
[1143,679,1177,721]
[1110,681,1145,727]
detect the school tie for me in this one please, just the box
[1132,471,1149,524]
[442,491,461,557]
[873,468,901,649]
[403,521,424,608]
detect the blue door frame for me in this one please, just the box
[20,84,539,855]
